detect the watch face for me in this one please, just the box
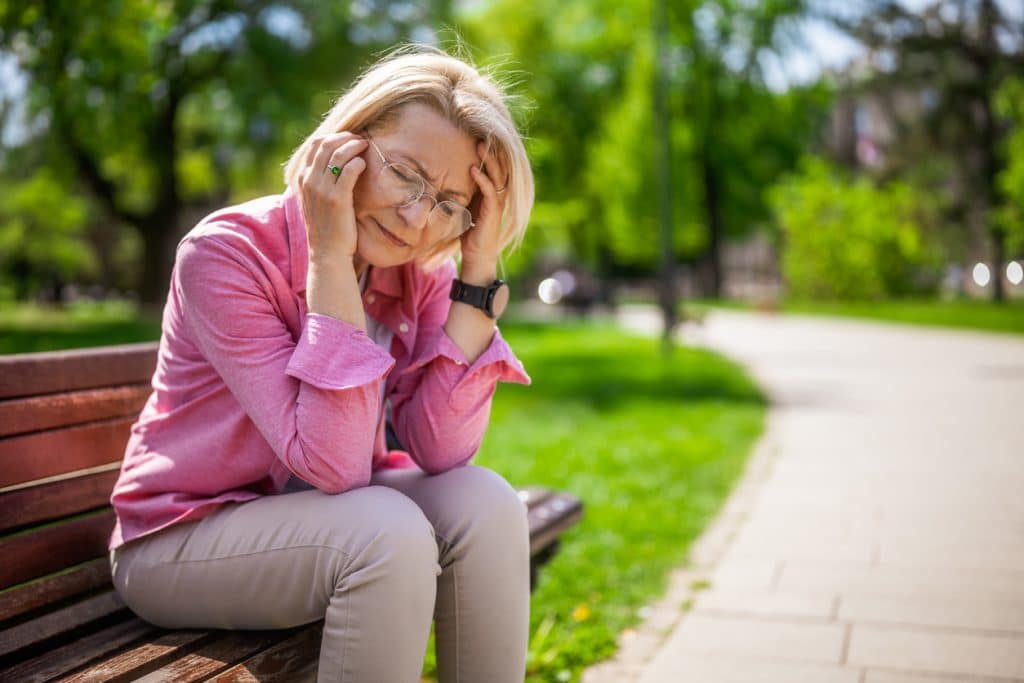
[490,282,510,318]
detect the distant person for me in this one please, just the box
[108,46,534,682]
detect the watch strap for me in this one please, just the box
[450,278,505,317]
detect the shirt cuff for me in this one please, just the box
[285,313,395,389]
[401,326,531,387]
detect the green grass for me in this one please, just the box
[0,304,766,683]
[684,297,1024,336]
[474,321,766,682]
[0,301,162,354]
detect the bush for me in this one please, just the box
[769,157,941,300]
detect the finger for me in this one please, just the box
[298,136,324,189]
[330,151,366,193]
[301,132,359,183]
[314,137,367,185]
[311,132,365,176]
[471,164,497,198]
[476,141,508,192]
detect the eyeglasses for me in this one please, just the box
[364,132,475,240]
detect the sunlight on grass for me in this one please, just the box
[0,301,161,354]
[470,322,766,682]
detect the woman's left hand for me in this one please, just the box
[460,142,508,279]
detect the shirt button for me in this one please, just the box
[399,323,409,333]
[367,294,376,304]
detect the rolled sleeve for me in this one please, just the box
[401,326,531,396]
[286,313,395,389]
[176,234,388,494]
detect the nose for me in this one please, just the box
[397,195,433,231]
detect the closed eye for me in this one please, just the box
[388,164,418,184]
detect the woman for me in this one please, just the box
[108,46,534,682]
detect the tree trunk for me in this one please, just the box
[137,212,181,310]
[700,143,723,299]
[978,0,1005,302]
[653,0,677,351]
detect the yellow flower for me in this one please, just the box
[571,604,591,622]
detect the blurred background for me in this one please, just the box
[1,0,1022,326]
[2,3,1023,682]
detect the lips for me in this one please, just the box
[373,219,409,248]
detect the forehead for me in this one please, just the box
[375,103,478,198]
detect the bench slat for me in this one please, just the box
[130,631,293,683]
[0,468,120,533]
[518,486,555,508]
[528,491,584,555]
[0,510,114,590]
[0,558,111,623]
[0,617,155,683]
[0,385,151,438]
[0,590,126,659]
[0,418,133,488]
[205,623,322,682]
[58,629,215,683]
[0,342,158,400]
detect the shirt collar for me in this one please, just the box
[283,187,404,301]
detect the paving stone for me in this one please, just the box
[840,594,1024,633]
[708,557,780,590]
[848,625,1024,679]
[865,671,1024,683]
[694,589,835,620]
[662,613,846,664]
[779,561,1024,603]
[638,651,860,683]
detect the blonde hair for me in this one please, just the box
[283,45,534,270]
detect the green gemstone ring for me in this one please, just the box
[328,164,341,176]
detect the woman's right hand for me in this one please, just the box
[296,132,368,263]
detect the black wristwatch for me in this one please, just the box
[449,278,509,319]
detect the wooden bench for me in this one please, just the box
[0,342,582,682]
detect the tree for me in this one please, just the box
[0,1,448,305]
[770,157,942,300]
[459,0,830,300]
[831,0,1024,301]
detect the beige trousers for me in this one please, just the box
[110,466,530,682]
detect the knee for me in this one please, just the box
[333,486,439,579]
[438,466,529,548]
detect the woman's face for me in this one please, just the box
[351,103,479,272]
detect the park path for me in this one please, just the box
[588,306,1024,683]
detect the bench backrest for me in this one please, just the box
[0,342,159,625]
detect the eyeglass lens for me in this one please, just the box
[380,163,473,238]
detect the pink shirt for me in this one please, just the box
[109,190,530,550]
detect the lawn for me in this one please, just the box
[0,300,162,354]
[1,303,767,683]
[684,297,1024,336]
[476,322,765,682]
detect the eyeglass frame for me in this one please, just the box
[362,130,476,235]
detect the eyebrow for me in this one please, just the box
[394,152,471,201]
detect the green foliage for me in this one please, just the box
[0,0,451,300]
[0,170,95,296]
[457,0,830,278]
[996,77,1024,256]
[770,158,941,300]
